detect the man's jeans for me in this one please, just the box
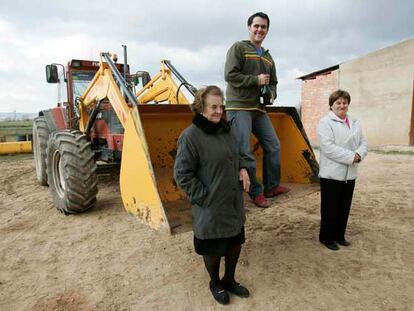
[227,110,281,198]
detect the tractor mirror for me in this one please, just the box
[46,64,59,83]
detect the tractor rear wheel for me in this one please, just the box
[33,116,50,186]
[46,130,98,214]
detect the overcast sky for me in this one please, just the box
[0,0,412,113]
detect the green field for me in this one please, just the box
[0,120,33,142]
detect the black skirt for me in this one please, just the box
[194,226,245,256]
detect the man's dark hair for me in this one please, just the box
[247,12,270,28]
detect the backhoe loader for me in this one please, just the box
[34,48,319,234]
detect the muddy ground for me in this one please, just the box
[0,151,413,310]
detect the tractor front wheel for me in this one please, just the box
[46,130,98,214]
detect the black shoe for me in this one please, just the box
[209,281,230,305]
[221,279,250,298]
[320,241,340,251]
[336,239,351,246]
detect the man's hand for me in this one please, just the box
[239,168,250,192]
[258,73,270,85]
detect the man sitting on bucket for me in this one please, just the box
[224,12,290,208]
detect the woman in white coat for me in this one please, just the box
[317,90,368,251]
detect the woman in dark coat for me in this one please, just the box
[174,85,250,305]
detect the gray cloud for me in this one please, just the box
[0,0,412,112]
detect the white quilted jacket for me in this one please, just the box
[317,111,368,181]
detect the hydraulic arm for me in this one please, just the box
[136,60,197,105]
[79,53,171,232]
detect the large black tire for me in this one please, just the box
[33,116,50,186]
[46,130,98,214]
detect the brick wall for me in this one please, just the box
[300,70,338,145]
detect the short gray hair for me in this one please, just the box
[190,85,224,114]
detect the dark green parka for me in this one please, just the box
[173,114,247,239]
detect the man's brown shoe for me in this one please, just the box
[253,194,271,208]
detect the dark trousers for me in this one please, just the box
[319,178,356,244]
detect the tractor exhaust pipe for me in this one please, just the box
[122,44,127,81]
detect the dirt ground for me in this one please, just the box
[1,151,413,311]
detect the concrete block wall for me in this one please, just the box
[300,39,414,147]
[339,39,414,146]
[300,70,338,145]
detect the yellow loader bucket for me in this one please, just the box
[120,106,171,233]
[120,105,194,234]
[119,104,318,234]
[253,107,319,184]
